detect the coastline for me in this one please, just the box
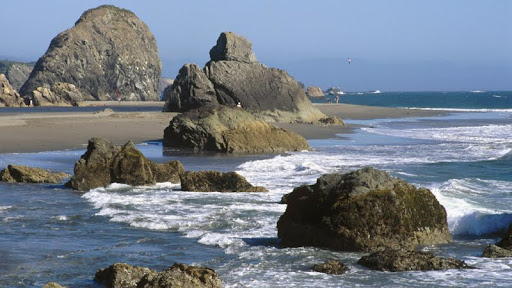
[0,103,447,154]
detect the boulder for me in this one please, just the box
[277,167,451,252]
[95,262,221,288]
[0,165,69,184]
[30,82,85,106]
[305,86,325,98]
[20,5,161,105]
[482,224,512,258]
[312,260,349,275]
[163,106,311,154]
[66,138,184,191]
[163,32,328,123]
[180,171,267,192]
[357,249,474,272]
[0,74,24,107]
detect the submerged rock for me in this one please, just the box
[163,106,311,154]
[66,138,184,191]
[163,32,328,123]
[357,249,474,272]
[42,282,67,288]
[20,5,161,105]
[277,167,451,252]
[95,262,221,288]
[0,74,24,107]
[312,260,349,275]
[0,165,69,184]
[180,171,267,192]
[482,224,512,258]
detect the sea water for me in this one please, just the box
[1,91,512,287]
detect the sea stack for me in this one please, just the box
[163,32,328,123]
[20,5,161,106]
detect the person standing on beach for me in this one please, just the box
[335,94,339,103]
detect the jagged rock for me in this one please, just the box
[95,263,157,288]
[0,165,69,184]
[0,74,24,107]
[95,262,221,288]
[357,249,474,272]
[66,138,184,191]
[277,167,451,252]
[138,263,222,288]
[312,260,349,275]
[43,282,67,288]
[163,106,311,154]
[163,32,328,123]
[20,5,161,105]
[30,82,85,106]
[305,86,324,98]
[482,224,512,258]
[180,171,267,192]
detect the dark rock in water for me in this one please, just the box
[139,263,222,288]
[482,224,512,258]
[163,106,311,154]
[0,164,69,184]
[312,260,349,275]
[0,74,25,107]
[357,249,475,272]
[95,262,221,288]
[180,171,267,192]
[277,167,451,252]
[42,282,66,288]
[163,32,328,123]
[20,5,161,105]
[95,262,157,288]
[306,86,325,98]
[66,138,184,191]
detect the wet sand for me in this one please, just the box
[0,102,447,153]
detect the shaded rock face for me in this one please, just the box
[163,32,327,123]
[4,63,33,91]
[482,224,512,258]
[0,165,69,184]
[357,250,474,272]
[158,77,174,98]
[163,106,311,154]
[95,262,222,288]
[0,74,24,107]
[66,138,184,191]
[277,167,451,252]
[20,5,161,105]
[180,171,267,192]
[306,86,324,98]
[312,260,349,275]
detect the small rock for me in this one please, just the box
[312,260,349,274]
[0,165,69,184]
[180,171,267,192]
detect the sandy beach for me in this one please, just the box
[0,102,445,154]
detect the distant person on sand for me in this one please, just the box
[335,94,339,103]
[237,101,242,108]
[116,89,121,104]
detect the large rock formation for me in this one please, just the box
[305,86,325,98]
[0,74,25,107]
[95,262,222,288]
[482,224,512,258]
[163,106,311,154]
[180,171,267,192]
[277,167,451,252]
[357,250,474,272]
[0,60,34,91]
[20,5,161,105]
[163,32,328,123]
[0,165,69,184]
[66,138,184,191]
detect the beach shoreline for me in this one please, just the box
[0,103,448,154]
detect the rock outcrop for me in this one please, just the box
[163,32,328,123]
[0,74,25,107]
[20,5,161,105]
[357,250,474,272]
[180,171,267,192]
[305,86,324,98]
[163,106,311,154]
[28,82,85,106]
[0,165,69,184]
[42,282,67,288]
[312,260,349,275]
[66,138,184,191]
[277,167,451,252]
[0,61,34,91]
[482,224,512,258]
[95,262,221,288]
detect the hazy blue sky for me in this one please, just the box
[1,0,510,91]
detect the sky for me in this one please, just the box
[1,0,510,91]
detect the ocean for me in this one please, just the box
[1,91,512,287]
